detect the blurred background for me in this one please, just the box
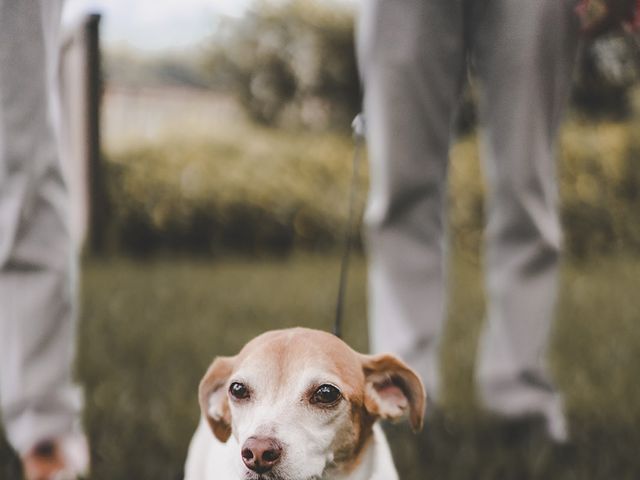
[2,0,640,478]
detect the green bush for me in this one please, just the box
[561,121,640,257]
[449,121,640,259]
[103,121,640,259]
[104,127,360,256]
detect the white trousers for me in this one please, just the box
[358,0,580,439]
[0,0,83,455]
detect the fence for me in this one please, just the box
[59,13,105,254]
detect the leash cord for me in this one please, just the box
[333,114,366,339]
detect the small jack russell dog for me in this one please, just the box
[184,327,426,480]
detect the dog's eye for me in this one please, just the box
[311,384,341,405]
[229,382,250,400]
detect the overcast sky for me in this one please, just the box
[63,0,355,52]
[63,0,254,51]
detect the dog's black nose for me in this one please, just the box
[241,436,283,473]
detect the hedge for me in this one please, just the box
[103,121,640,259]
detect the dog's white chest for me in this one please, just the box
[184,419,399,480]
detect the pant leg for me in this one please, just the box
[471,0,580,440]
[357,0,466,400]
[0,0,83,455]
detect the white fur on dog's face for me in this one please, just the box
[199,328,425,480]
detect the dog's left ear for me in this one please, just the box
[359,353,426,431]
[199,355,236,442]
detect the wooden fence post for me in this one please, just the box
[59,13,107,255]
[85,14,106,255]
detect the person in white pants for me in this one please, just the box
[358,0,638,444]
[0,1,89,478]
[357,0,582,442]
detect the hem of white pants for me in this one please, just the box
[479,385,568,442]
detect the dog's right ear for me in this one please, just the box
[359,353,426,432]
[198,356,236,442]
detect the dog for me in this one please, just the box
[184,327,426,480]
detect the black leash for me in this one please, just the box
[333,114,366,339]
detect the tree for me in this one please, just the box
[206,0,360,129]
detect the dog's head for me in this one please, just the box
[199,327,425,480]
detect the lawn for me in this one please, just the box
[1,252,640,479]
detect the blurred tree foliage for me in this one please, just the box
[205,1,640,129]
[572,35,640,119]
[205,0,360,129]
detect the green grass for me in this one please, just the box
[1,253,640,479]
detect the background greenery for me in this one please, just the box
[103,120,640,260]
[99,0,640,260]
